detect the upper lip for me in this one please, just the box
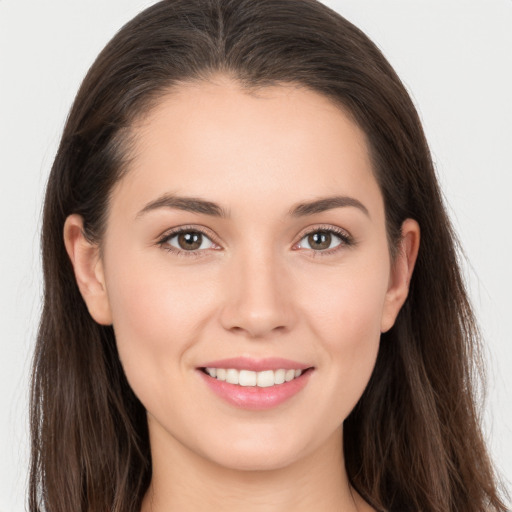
[198,356,312,372]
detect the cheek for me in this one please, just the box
[304,257,389,344]
[102,250,217,404]
[105,241,218,338]
[301,260,388,410]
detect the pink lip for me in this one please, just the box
[198,356,311,372]
[196,357,314,410]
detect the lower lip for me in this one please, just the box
[197,369,313,410]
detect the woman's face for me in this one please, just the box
[75,77,414,471]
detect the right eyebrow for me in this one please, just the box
[288,195,370,218]
[136,193,230,219]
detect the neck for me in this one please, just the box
[141,419,369,512]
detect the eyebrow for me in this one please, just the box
[137,194,230,218]
[136,193,369,219]
[289,195,369,217]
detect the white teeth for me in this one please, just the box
[274,369,286,385]
[226,369,239,385]
[239,370,257,386]
[257,370,274,388]
[205,367,305,387]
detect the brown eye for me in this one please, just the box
[297,229,347,252]
[163,230,216,252]
[177,232,203,250]
[307,231,332,250]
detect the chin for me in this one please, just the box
[208,447,301,472]
[196,427,324,473]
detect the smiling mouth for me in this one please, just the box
[200,367,313,387]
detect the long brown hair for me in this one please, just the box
[30,1,508,511]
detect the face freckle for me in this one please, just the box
[99,76,399,472]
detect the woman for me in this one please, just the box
[30,0,508,511]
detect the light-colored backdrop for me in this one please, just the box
[1,1,510,510]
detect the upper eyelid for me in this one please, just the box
[158,225,217,242]
[295,224,352,241]
[156,227,220,258]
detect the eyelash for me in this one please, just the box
[156,224,354,258]
[157,225,217,258]
[295,225,354,256]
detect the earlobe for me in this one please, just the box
[63,214,113,325]
[380,218,420,333]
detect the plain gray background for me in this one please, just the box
[1,1,511,510]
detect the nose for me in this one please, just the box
[219,247,296,339]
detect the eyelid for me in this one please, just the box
[156,223,354,258]
[156,225,221,257]
[293,224,354,254]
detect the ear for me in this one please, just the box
[380,218,420,333]
[63,214,113,325]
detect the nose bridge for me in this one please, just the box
[220,240,295,338]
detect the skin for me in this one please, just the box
[64,76,419,512]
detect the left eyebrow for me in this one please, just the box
[136,193,230,218]
[288,195,369,217]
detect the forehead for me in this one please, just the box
[112,77,383,220]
